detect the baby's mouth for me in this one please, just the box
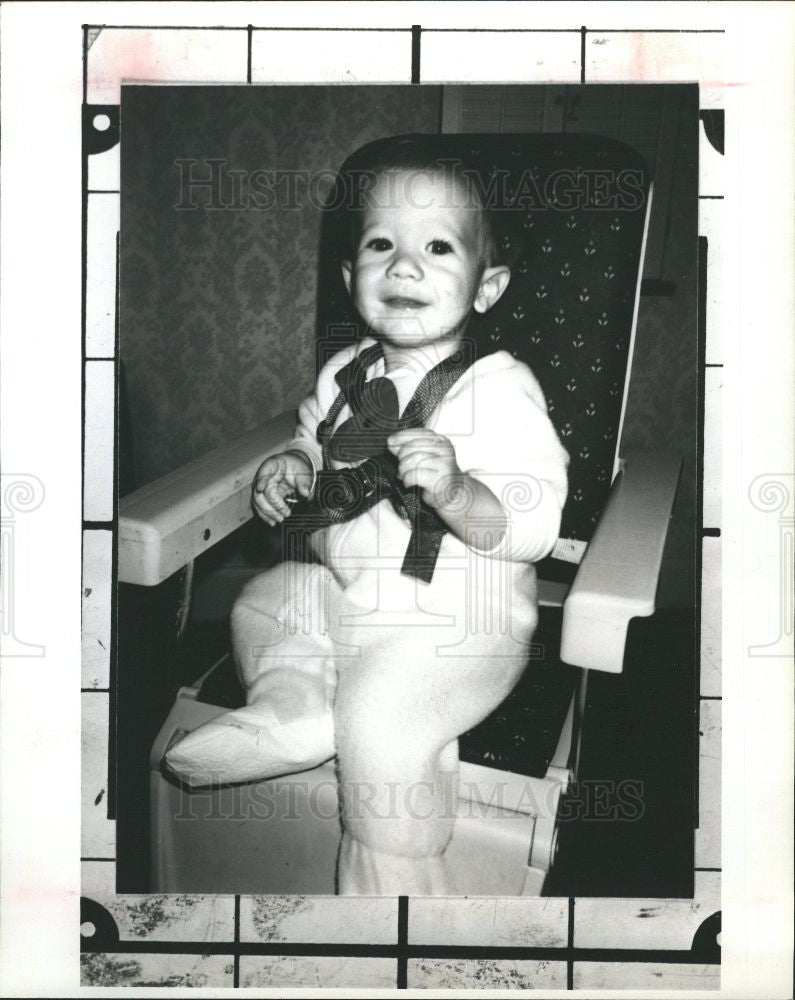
[382,295,427,310]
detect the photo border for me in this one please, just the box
[76,18,728,993]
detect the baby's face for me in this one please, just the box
[342,170,498,350]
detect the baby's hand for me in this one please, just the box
[387,429,462,510]
[252,450,314,526]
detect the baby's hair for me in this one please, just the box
[333,134,507,268]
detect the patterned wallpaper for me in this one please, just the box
[120,85,442,487]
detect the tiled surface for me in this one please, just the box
[251,29,411,83]
[240,895,397,943]
[699,116,725,199]
[86,27,247,103]
[83,360,115,522]
[239,955,396,989]
[700,536,722,697]
[81,693,115,858]
[82,862,235,942]
[80,952,233,988]
[408,896,568,947]
[82,22,724,992]
[423,31,581,83]
[700,198,725,367]
[86,193,119,359]
[407,958,567,990]
[88,140,120,193]
[696,700,721,870]
[81,529,112,689]
[574,961,720,989]
[574,871,720,950]
[703,367,722,529]
[585,31,724,85]
[698,24,723,902]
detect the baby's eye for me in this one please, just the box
[428,239,454,255]
[364,237,393,252]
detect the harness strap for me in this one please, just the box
[298,339,476,583]
[317,342,384,471]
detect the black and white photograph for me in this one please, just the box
[116,82,700,908]
[0,3,792,997]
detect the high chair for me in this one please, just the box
[119,134,681,896]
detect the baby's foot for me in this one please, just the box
[163,703,335,787]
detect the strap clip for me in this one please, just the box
[358,463,376,499]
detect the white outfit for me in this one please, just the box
[166,338,569,895]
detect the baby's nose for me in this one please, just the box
[386,250,423,280]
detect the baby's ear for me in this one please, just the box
[474,265,511,314]
[341,260,353,296]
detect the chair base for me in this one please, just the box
[150,660,571,896]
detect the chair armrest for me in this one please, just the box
[560,449,682,674]
[118,411,296,586]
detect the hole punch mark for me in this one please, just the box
[83,104,119,156]
[80,897,120,951]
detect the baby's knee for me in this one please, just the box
[231,565,292,622]
[231,563,318,656]
[334,705,439,789]
[230,596,284,685]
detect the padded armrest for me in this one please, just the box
[118,411,295,586]
[560,449,682,674]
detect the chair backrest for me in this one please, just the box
[315,134,652,581]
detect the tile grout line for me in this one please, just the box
[233,895,240,987]
[580,25,586,83]
[567,897,575,989]
[84,23,725,33]
[397,896,409,988]
[411,25,421,84]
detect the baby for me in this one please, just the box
[165,136,569,895]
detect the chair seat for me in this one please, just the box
[195,607,577,780]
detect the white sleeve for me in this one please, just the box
[285,393,324,479]
[462,365,569,564]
